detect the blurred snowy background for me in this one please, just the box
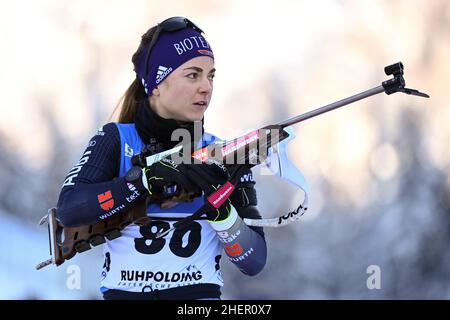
[0,0,449,299]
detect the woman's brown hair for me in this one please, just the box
[111,26,157,123]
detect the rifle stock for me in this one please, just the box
[36,197,150,270]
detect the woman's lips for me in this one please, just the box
[193,102,208,109]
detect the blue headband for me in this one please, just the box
[136,27,214,96]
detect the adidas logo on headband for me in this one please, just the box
[156,65,173,84]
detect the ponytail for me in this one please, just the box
[114,78,147,123]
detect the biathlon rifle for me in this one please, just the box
[36,62,429,270]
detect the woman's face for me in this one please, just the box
[149,56,215,122]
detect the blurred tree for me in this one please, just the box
[0,130,27,216]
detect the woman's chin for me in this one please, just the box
[185,112,206,122]
[192,116,204,122]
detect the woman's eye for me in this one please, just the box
[187,73,198,79]
[208,74,215,80]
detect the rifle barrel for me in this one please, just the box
[277,85,385,128]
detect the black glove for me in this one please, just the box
[142,157,199,198]
[229,167,257,207]
[184,163,248,222]
[155,164,251,238]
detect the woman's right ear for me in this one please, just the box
[152,86,160,96]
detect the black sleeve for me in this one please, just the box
[230,167,265,238]
[56,123,148,227]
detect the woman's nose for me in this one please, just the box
[198,77,213,94]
